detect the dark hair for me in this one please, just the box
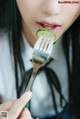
[62,17,80,118]
[0,0,80,118]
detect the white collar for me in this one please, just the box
[51,37,64,61]
[22,33,33,61]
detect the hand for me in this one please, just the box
[0,91,32,119]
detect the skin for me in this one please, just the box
[0,91,32,119]
[16,0,80,47]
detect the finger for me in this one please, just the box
[0,101,13,111]
[21,108,31,117]
[9,91,32,119]
[19,115,32,119]
[20,117,32,119]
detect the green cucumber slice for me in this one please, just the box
[36,29,56,42]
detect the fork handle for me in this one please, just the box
[25,71,36,92]
[25,62,41,92]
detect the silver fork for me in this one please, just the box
[25,32,56,91]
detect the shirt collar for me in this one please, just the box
[51,37,64,60]
[22,33,33,61]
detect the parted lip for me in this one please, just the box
[36,20,61,27]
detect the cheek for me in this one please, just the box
[62,5,80,26]
[17,0,40,14]
[16,2,31,28]
[17,0,40,23]
[62,4,80,16]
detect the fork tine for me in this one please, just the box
[46,38,53,54]
[39,37,46,51]
[42,33,50,51]
[42,39,48,52]
[34,36,43,50]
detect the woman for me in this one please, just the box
[0,0,80,119]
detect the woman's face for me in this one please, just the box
[16,0,80,46]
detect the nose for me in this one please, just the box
[42,0,61,16]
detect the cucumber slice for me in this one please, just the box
[36,29,56,42]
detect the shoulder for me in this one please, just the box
[0,30,12,65]
[0,30,9,44]
[0,30,10,53]
[0,31,15,101]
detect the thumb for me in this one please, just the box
[9,91,32,119]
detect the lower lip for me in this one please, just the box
[37,23,60,33]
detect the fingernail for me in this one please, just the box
[20,91,32,100]
[26,91,32,97]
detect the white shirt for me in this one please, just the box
[0,32,69,118]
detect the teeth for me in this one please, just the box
[43,23,52,26]
[42,23,56,29]
[38,22,56,29]
[44,26,53,30]
[43,24,52,27]
[43,25,55,29]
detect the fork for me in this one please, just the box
[25,30,56,91]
